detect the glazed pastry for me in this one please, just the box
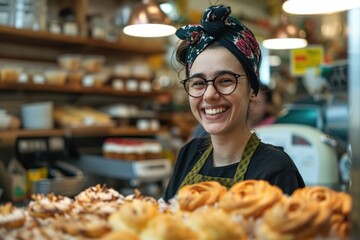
[184,206,247,240]
[0,202,26,229]
[140,214,198,240]
[330,191,352,239]
[177,181,227,211]
[255,196,331,239]
[108,199,159,234]
[219,180,284,218]
[292,186,352,239]
[27,193,74,218]
[53,213,111,238]
[100,230,140,240]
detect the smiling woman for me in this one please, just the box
[163,4,305,201]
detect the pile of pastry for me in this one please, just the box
[0,180,352,240]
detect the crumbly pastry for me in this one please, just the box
[53,213,111,238]
[0,203,26,229]
[219,180,284,219]
[72,200,120,219]
[75,184,123,204]
[74,184,124,217]
[12,224,78,240]
[292,186,352,239]
[140,214,198,240]
[177,181,227,211]
[255,196,331,240]
[108,199,159,234]
[1,212,77,240]
[123,189,158,205]
[184,206,247,240]
[27,193,74,219]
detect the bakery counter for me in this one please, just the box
[73,155,172,182]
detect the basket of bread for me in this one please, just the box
[0,180,352,239]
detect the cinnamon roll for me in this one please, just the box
[255,196,331,239]
[219,180,284,219]
[177,181,227,211]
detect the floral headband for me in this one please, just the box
[176,5,261,94]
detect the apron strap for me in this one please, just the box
[178,143,213,190]
[178,133,260,191]
[233,133,260,182]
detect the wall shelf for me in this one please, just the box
[0,25,166,57]
[0,82,169,97]
[0,127,169,146]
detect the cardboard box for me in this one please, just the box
[0,158,27,202]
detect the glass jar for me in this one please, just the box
[0,0,11,26]
[9,0,47,30]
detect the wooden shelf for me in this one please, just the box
[0,25,166,56]
[0,129,65,138]
[0,82,168,97]
[0,127,168,146]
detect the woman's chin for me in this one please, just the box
[203,126,224,135]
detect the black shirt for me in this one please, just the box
[163,137,305,201]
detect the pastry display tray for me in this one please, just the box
[74,155,172,181]
[32,161,86,196]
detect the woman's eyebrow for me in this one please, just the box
[189,70,238,78]
[189,72,206,78]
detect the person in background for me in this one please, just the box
[163,5,304,201]
[247,84,276,128]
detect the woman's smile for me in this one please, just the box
[203,106,229,116]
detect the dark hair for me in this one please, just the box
[175,40,188,68]
[259,84,273,104]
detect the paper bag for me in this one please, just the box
[0,158,27,201]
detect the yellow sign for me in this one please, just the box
[290,46,324,76]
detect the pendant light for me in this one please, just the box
[262,14,308,50]
[282,0,360,15]
[123,0,176,38]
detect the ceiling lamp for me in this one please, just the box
[262,16,308,50]
[123,0,176,38]
[282,0,360,15]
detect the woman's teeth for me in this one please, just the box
[205,107,227,115]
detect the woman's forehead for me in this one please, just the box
[190,47,245,75]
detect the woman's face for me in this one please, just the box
[189,46,252,135]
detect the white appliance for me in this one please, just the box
[254,124,339,188]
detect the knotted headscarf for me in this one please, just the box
[176,5,261,94]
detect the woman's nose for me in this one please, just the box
[203,84,220,100]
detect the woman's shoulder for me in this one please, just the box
[257,141,289,156]
[253,142,295,167]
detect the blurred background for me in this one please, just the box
[0,1,359,232]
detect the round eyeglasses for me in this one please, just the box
[180,72,247,98]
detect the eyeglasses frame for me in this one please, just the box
[180,72,247,98]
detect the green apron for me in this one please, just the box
[178,133,260,190]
